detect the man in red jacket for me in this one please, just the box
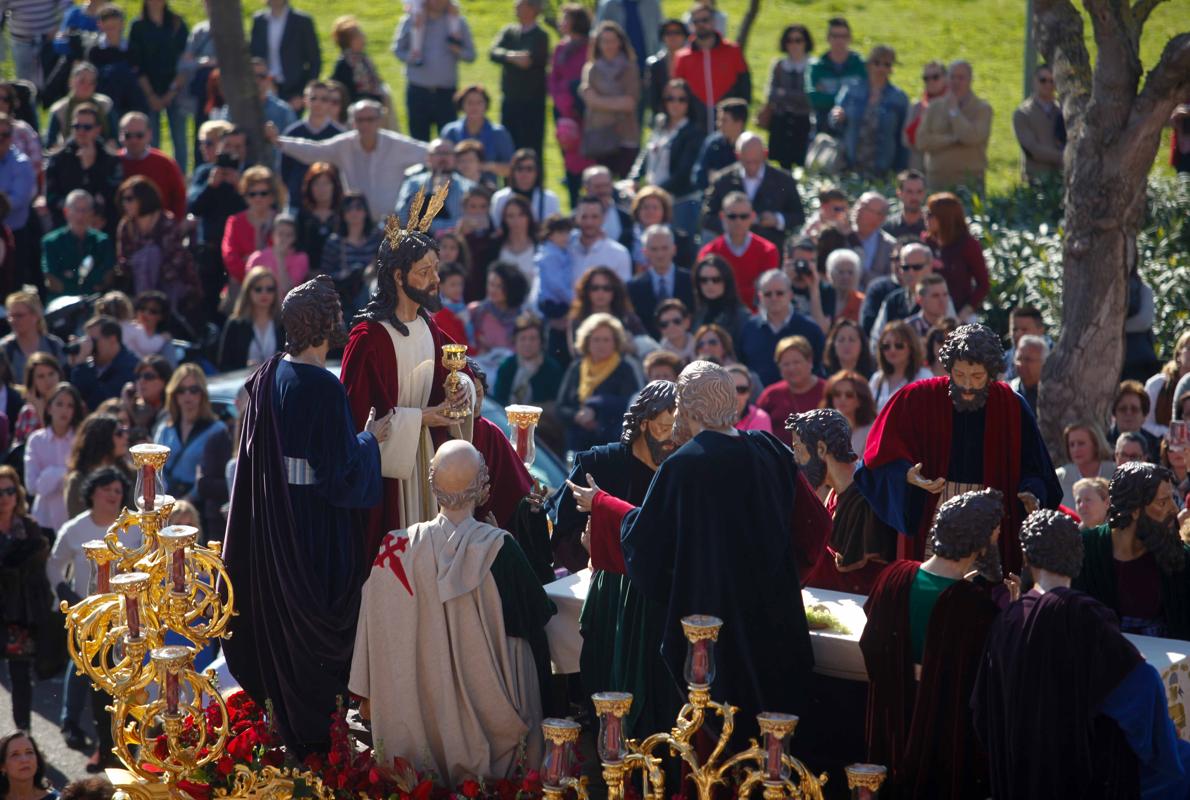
[671,3,750,132]
[117,112,187,220]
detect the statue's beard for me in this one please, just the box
[1137,512,1185,574]
[799,452,827,490]
[949,379,990,412]
[403,282,442,312]
[644,426,676,465]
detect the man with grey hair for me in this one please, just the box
[582,164,633,247]
[393,138,474,234]
[267,97,427,215]
[572,360,829,737]
[627,224,694,339]
[352,439,555,785]
[974,506,1190,799]
[738,268,825,386]
[915,59,993,192]
[700,130,804,248]
[41,188,116,299]
[849,190,897,287]
[1009,333,1048,413]
[867,241,944,351]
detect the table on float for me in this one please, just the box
[544,570,1190,738]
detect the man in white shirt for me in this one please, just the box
[267,99,427,219]
[581,165,631,246]
[568,195,631,282]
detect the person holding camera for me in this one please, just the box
[67,315,139,409]
[783,236,833,336]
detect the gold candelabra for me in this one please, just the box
[542,615,887,800]
[441,344,470,420]
[62,443,237,798]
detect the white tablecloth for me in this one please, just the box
[543,570,1189,689]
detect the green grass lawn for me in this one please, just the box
[16,0,1189,201]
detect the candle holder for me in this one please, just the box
[593,616,843,800]
[61,443,237,799]
[845,764,887,799]
[441,344,470,420]
[541,719,587,800]
[505,405,542,470]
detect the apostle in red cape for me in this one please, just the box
[572,361,830,736]
[787,409,896,594]
[340,184,470,561]
[223,276,392,755]
[854,322,1062,577]
[973,508,1190,799]
[860,488,1004,798]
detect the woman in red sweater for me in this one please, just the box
[757,334,825,447]
[926,192,988,319]
[221,166,285,296]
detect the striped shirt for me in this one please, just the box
[5,0,70,39]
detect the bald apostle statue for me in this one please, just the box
[350,441,556,785]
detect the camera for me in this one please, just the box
[215,153,240,170]
[64,341,82,356]
[793,258,814,277]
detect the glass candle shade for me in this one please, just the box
[505,405,543,470]
[130,444,170,512]
[83,540,114,594]
[592,692,632,764]
[160,526,198,595]
[111,572,151,640]
[845,764,887,800]
[757,713,798,783]
[541,718,581,788]
[681,615,722,687]
[151,646,193,717]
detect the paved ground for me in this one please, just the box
[0,665,94,786]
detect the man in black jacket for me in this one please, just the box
[700,132,804,248]
[627,225,694,339]
[489,0,549,160]
[250,0,321,108]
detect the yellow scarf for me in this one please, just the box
[578,353,622,403]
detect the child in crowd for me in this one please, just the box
[534,214,575,361]
[246,214,309,298]
[405,0,463,66]
[433,262,473,352]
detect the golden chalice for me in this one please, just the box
[441,343,471,420]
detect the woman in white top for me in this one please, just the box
[869,320,932,411]
[489,150,561,226]
[1143,329,1190,438]
[23,382,85,536]
[495,195,539,289]
[1054,420,1117,508]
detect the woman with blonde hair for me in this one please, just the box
[556,312,641,451]
[869,319,931,410]
[1072,476,1110,529]
[1,290,65,379]
[1055,420,1116,508]
[222,165,287,295]
[1144,329,1190,438]
[217,267,285,371]
[154,364,231,534]
[580,21,641,177]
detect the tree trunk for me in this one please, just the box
[1032,0,1190,460]
[735,0,761,53]
[208,0,272,166]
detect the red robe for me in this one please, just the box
[855,377,1061,576]
[860,560,999,798]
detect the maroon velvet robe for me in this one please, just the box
[860,560,999,798]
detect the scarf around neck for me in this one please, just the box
[578,352,621,402]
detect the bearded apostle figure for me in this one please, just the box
[350,441,556,784]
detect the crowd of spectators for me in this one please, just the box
[0,0,1184,775]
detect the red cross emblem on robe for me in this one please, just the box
[374,533,413,596]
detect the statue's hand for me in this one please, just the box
[1004,572,1021,603]
[907,463,945,494]
[1018,491,1040,515]
[565,473,602,514]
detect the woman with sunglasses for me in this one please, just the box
[115,175,199,313]
[154,365,231,534]
[320,191,380,320]
[567,266,645,357]
[691,255,749,346]
[765,25,814,170]
[727,363,772,434]
[222,166,285,294]
[903,61,947,172]
[13,353,63,445]
[820,369,877,455]
[870,320,931,411]
[629,78,703,219]
[24,383,85,536]
[217,267,285,371]
[1,291,66,382]
[121,354,171,441]
[64,411,132,519]
[489,149,560,227]
[831,44,910,177]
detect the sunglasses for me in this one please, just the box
[734,385,750,395]
[0,487,17,497]
[724,212,750,220]
[72,123,96,131]
[588,284,614,293]
[691,16,713,24]
[697,339,721,348]
[698,275,724,285]
[785,36,805,44]
[664,95,689,103]
[762,290,788,298]
[903,260,930,271]
[252,284,277,294]
[122,130,146,139]
[246,190,272,198]
[176,385,204,396]
[658,317,684,329]
[871,60,893,68]
[923,72,943,81]
[115,426,130,436]
[881,341,907,351]
[514,164,537,173]
[136,372,161,381]
[1038,76,1054,84]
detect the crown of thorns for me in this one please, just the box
[383,179,452,250]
